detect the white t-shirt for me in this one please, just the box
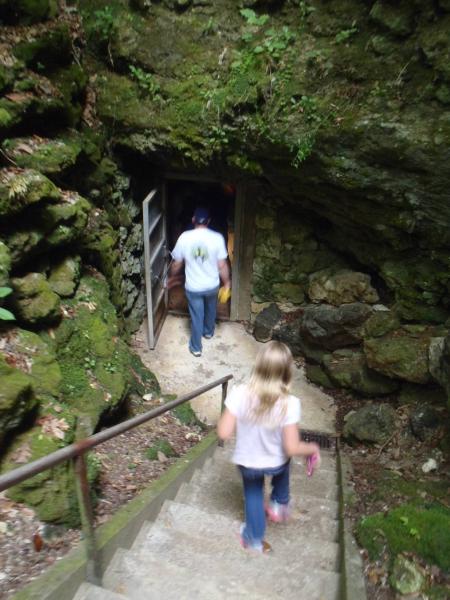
[225,384,301,469]
[171,228,228,292]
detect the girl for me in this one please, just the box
[217,341,321,553]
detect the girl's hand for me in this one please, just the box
[306,443,321,475]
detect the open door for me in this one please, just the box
[143,188,169,349]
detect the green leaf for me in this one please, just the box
[0,287,12,298]
[253,45,264,54]
[0,307,15,321]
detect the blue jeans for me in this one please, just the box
[185,286,219,353]
[238,461,290,547]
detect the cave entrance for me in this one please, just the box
[142,174,254,349]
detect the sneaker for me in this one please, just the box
[189,348,202,357]
[239,524,272,554]
[203,334,213,339]
[265,500,290,523]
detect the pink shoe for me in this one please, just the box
[306,452,319,477]
[265,501,290,523]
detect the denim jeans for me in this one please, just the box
[185,286,219,353]
[238,461,290,547]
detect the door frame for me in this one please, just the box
[163,172,253,321]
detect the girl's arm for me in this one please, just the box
[283,424,321,460]
[217,408,237,441]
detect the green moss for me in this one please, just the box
[0,356,36,444]
[145,438,177,460]
[0,241,11,287]
[13,24,72,71]
[356,503,450,572]
[2,136,83,177]
[172,401,202,427]
[0,168,61,218]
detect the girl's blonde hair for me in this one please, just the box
[248,341,293,422]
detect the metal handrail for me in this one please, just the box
[0,374,233,584]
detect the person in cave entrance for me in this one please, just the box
[167,206,231,357]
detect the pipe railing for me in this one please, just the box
[0,374,233,584]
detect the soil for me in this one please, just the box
[332,387,450,600]
[0,395,207,600]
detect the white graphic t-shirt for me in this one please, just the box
[225,384,301,469]
[171,228,228,292]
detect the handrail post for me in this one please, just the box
[74,453,102,585]
[218,381,229,448]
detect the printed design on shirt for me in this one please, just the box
[191,245,209,263]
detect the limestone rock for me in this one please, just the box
[253,303,282,342]
[410,404,445,442]
[304,363,334,389]
[11,272,61,326]
[308,270,379,306]
[0,356,36,444]
[343,403,396,443]
[273,318,327,363]
[390,554,425,595]
[429,335,450,405]
[369,1,416,37]
[0,241,11,286]
[323,349,399,397]
[48,256,81,298]
[300,302,373,350]
[0,168,61,218]
[363,308,400,338]
[364,327,437,384]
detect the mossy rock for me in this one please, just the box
[12,24,73,71]
[343,403,396,443]
[128,351,160,398]
[364,327,435,384]
[0,0,58,24]
[0,355,36,445]
[0,240,11,286]
[308,269,379,306]
[172,401,202,427]
[363,309,401,338]
[0,168,61,218]
[3,327,62,401]
[48,255,81,298]
[356,503,450,572]
[11,272,61,327]
[2,419,100,526]
[323,349,399,396]
[145,438,177,460]
[304,363,335,389]
[2,136,83,179]
[3,191,91,267]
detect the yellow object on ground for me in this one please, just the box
[218,287,231,303]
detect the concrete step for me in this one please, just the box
[127,524,340,599]
[134,517,340,571]
[73,582,128,600]
[104,547,271,600]
[213,446,338,472]
[209,454,339,491]
[161,497,339,543]
[175,476,339,526]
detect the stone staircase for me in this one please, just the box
[73,443,342,600]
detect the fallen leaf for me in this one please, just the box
[157,451,168,463]
[11,443,32,464]
[33,532,43,552]
[37,416,70,440]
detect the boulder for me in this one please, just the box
[369,1,416,37]
[11,273,61,326]
[0,356,36,444]
[362,307,400,338]
[300,302,373,350]
[390,554,425,595]
[410,404,446,442]
[304,363,335,389]
[323,349,399,396]
[48,255,81,297]
[343,403,397,443]
[273,318,327,363]
[364,326,438,384]
[0,168,61,218]
[253,303,282,342]
[308,269,379,306]
[429,335,450,405]
[0,240,11,286]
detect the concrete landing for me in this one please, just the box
[133,314,335,432]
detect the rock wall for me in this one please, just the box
[0,1,159,524]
